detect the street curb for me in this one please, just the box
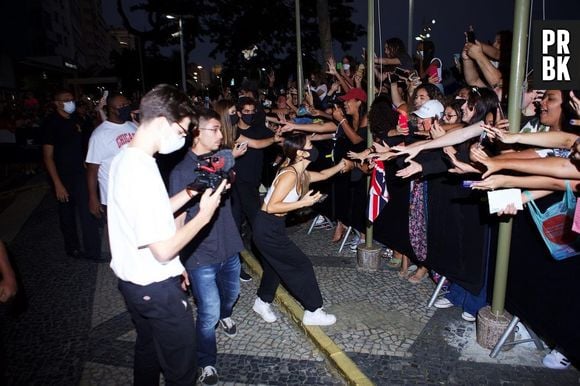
[240,250,374,386]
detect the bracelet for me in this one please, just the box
[338,118,346,126]
[310,132,316,138]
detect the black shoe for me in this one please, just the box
[219,317,237,337]
[198,366,218,385]
[240,269,252,282]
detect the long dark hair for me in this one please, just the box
[369,94,398,141]
[279,133,310,196]
[466,87,499,125]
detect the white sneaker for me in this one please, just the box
[252,297,277,323]
[461,311,476,322]
[543,349,571,370]
[433,297,454,309]
[303,308,337,326]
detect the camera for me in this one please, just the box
[187,154,236,193]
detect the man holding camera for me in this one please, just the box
[107,85,227,386]
[169,108,243,386]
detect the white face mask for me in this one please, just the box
[342,63,350,71]
[159,130,185,154]
[63,101,76,114]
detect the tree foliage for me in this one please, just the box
[114,0,365,88]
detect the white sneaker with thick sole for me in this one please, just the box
[303,308,337,326]
[461,311,476,322]
[543,349,571,369]
[252,297,277,323]
[433,297,454,309]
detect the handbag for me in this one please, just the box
[524,181,580,260]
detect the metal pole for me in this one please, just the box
[490,0,530,316]
[179,17,187,93]
[407,0,414,56]
[137,35,145,94]
[295,0,304,104]
[365,0,375,248]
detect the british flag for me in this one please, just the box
[368,160,390,222]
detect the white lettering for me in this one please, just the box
[543,30,555,54]
[543,56,556,80]
[557,30,570,55]
[557,56,571,80]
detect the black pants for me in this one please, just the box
[118,276,196,386]
[57,172,101,258]
[231,180,261,232]
[253,211,323,311]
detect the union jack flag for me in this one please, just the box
[368,160,389,222]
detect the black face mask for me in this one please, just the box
[305,146,319,162]
[117,106,132,123]
[229,114,239,125]
[241,113,255,126]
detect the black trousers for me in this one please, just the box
[231,180,261,232]
[118,276,196,386]
[253,211,323,311]
[57,172,101,258]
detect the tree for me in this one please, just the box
[114,0,364,89]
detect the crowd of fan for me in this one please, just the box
[2,26,579,373]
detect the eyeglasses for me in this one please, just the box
[176,123,188,136]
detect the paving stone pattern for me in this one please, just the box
[2,191,579,385]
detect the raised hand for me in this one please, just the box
[395,160,423,179]
[347,150,366,161]
[470,175,510,191]
[446,151,482,175]
[430,120,446,139]
[299,189,323,207]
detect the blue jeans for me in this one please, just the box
[187,254,241,367]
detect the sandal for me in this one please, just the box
[398,270,409,278]
[386,257,402,270]
[408,270,428,284]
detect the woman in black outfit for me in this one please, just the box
[251,133,349,326]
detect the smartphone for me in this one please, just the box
[317,193,328,204]
[462,180,476,188]
[336,62,343,70]
[466,30,476,44]
[236,141,248,149]
[478,130,487,145]
[497,103,506,120]
[394,67,409,79]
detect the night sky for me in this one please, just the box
[102,0,579,70]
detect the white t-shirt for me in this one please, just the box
[86,120,137,204]
[107,147,184,285]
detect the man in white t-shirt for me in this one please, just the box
[107,84,227,385]
[86,93,137,217]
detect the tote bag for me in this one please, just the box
[524,181,580,260]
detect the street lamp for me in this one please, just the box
[166,14,187,93]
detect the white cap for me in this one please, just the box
[413,100,444,119]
